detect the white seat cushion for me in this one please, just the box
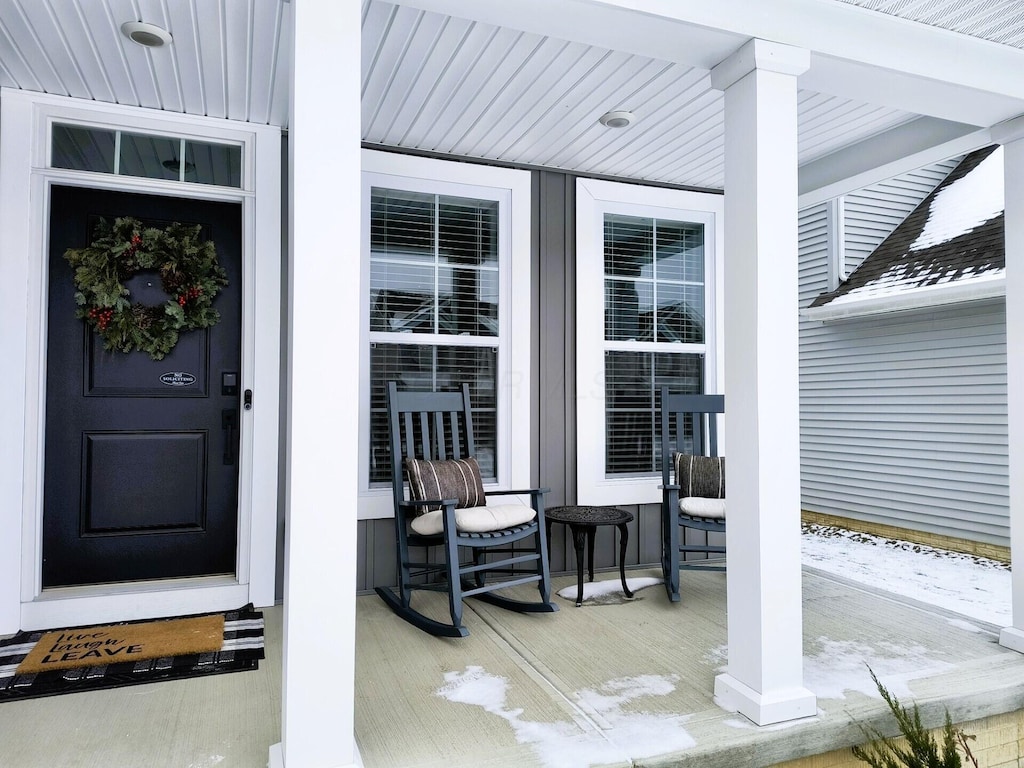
[410,504,537,536]
[679,497,726,520]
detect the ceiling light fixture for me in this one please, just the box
[121,21,173,48]
[162,158,196,174]
[598,110,635,129]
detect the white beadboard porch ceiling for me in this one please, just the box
[361,0,922,190]
[0,0,1023,190]
[0,0,293,126]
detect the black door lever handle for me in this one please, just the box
[222,408,238,465]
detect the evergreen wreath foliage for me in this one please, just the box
[851,667,977,768]
[64,216,228,360]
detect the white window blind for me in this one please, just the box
[368,187,500,485]
[604,214,705,343]
[603,213,706,475]
[605,351,703,474]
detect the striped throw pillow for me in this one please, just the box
[404,456,486,513]
[675,454,725,499]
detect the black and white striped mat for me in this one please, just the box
[0,605,264,702]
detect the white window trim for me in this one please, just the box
[359,150,532,520]
[576,178,724,506]
[0,90,281,633]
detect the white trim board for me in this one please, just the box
[0,90,282,633]
[575,177,725,506]
[357,149,533,521]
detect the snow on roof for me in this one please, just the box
[809,146,1005,311]
[910,147,1003,251]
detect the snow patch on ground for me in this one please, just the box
[436,666,693,768]
[556,576,662,603]
[804,637,953,700]
[802,524,1010,626]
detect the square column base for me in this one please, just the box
[269,743,363,768]
[999,626,1024,653]
[714,673,817,726]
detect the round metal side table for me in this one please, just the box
[545,505,635,607]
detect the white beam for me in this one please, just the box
[598,0,1024,104]
[798,119,992,208]
[710,38,817,726]
[802,54,1021,127]
[396,0,1024,123]
[392,0,745,70]
[997,117,1024,655]
[272,0,362,766]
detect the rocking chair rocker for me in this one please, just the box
[375,381,558,637]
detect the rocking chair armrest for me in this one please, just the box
[485,487,551,497]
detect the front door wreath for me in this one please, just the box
[64,216,228,361]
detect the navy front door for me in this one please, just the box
[42,185,243,588]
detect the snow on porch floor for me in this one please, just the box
[355,563,1024,768]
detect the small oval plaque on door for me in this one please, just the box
[160,372,197,387]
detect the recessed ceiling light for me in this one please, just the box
[121,21,172,48]
[599,110,635,129]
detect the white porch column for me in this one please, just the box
[995,116,1024,654]
[270,1,361,767]
[709,39,817,726]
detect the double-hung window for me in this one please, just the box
[359,152,532,518]
[576,178,723,505]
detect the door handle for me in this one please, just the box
[221,408,238,465]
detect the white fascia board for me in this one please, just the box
[798,119,992,208]
[800,275,1005,322]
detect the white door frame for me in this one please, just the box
[0,90,281,633]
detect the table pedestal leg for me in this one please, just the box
[586,527,596,582]
[570,525,587,607]
[617,523,634,598]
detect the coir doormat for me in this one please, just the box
[0,604,264,702]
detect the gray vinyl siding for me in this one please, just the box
[843,158,961,273]
[799,159,1010,547]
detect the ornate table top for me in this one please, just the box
[546,505,634,526]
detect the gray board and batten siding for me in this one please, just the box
[798,157,1010,547]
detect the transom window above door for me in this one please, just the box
[50,123,242,188]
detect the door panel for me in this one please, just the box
[43,185,242,587]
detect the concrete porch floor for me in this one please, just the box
[2,567,1023,767]
[355,567,1024,768]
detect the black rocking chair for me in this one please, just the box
[375,381,558,637]
[660,388,727,603]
